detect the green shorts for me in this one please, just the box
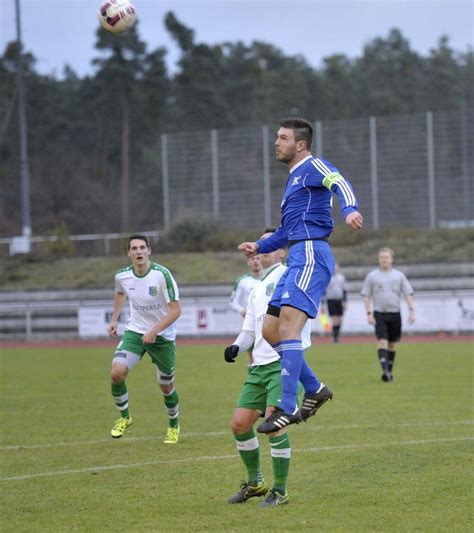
[236,360,282,413]
[116,330,176,376]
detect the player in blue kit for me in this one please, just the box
[239,118,363,433]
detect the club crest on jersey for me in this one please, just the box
[148,286,158,296]
[265,282,275,296]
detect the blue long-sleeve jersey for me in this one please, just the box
[257,155,359,253]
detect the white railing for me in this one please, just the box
[0,230,160,256]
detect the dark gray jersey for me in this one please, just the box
[361,268,413,312]
[325,272,346,300]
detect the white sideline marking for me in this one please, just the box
[1,420,472,451]
[2,436,473,482]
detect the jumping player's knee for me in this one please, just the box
[377,339,388,349]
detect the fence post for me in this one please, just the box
[314,120,323,157]
[370,116,379,230]
[26,307,32,339]
[161,133,170,229]
[426,111,436,228]
[262,125,271,227]
[459,97,471,224]
[211,129,220,219]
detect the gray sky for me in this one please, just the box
[0,0,473,78]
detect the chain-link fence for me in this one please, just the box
[161,109,473,230]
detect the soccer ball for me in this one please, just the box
[98,0,136,34]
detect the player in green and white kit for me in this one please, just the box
[230,256,262,317]
[108,235,181,443]
[224,229,312,507]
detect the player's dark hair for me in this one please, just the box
[279,117,313,150]
[127,234,150,250]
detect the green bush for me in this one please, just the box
[159,217,256,252]
[38,223,76,259]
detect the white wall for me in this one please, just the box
[78,290,474,338]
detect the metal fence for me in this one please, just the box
[161,109,473,230]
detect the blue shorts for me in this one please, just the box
[269,240,335,319]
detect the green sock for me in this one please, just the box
[111,382,130,418]
[164,388,179,428]
[235,429,263,486]
[269,433,291,495]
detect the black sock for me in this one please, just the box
[377,349,389,372]
[332,325,340,341]
[387,350,396,373]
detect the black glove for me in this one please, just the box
[224,344,240,363]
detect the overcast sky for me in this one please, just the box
[0,0,472,78]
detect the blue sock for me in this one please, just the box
[279,339,304,413]
[299,357,320,394]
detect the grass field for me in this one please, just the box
[1,340,472,532]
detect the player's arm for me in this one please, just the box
[108,291,127,337]
[255,226,288,254]
[225,292,256,362]
[361,274,375,324]
[342,276,348,308]
[405,294,415,324]
[230,279,245,314]
[238,226,288,257]
[404,282,415,324]
[142,300,181,344]
[313,159,363,230]
[401,274,415,324]
[362,295,375,325]
[224,329,256,362]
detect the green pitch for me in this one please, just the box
[1,340,472,532]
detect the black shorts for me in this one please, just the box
[327,299,344,316]
[374,311,402,342]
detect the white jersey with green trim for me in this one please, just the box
[230,273,261,314]
[115,262,179,340]
[243,263,312,367]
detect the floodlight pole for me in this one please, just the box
[15,0,32,240]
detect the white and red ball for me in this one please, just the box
[98,0,136,34]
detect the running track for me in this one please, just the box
[1,333,472,350]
